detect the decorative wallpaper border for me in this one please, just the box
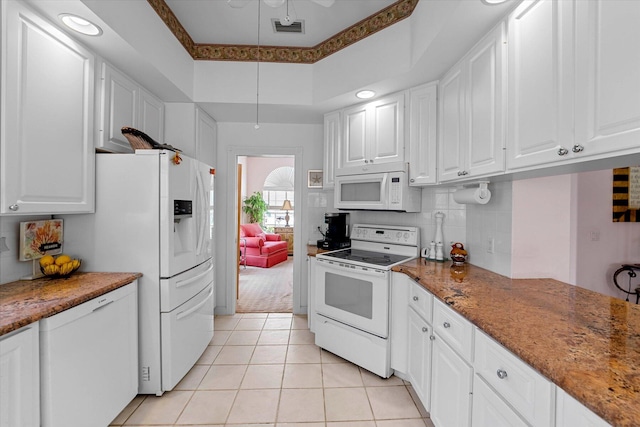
[146,0,418,64]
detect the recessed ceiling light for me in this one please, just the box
[356,90,376,99]
[481,0,509,4]
[59,14,102,36]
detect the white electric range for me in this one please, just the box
[314,224,419,377]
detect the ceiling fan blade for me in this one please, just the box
[311,0,335,6]
[227,0,251,8]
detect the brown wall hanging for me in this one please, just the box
[613,166,640,222]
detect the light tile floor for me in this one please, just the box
[110,313,435,427]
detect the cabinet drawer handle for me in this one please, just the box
[412,296,419,301]
[9,204,19,211]
[572,144,584,153]
[443,321,451,328]
[497,369,508,379]
[557,147,569,156]
[422,327,428,333]
[364,160,369,163]
[457,171,469,176]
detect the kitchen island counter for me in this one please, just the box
[392,259,639,427]
[0,272,141,336]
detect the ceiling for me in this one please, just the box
[24,0,521,124]
[164,0,399,48]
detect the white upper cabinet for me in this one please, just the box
[140,87,165,144]
[97,61,164,153]
[573,0,640,158]
[337,92,405,175]
[439,22,506,182]
[407,82,438,186]
[507,0,640,170]
[164,103,217,166]
[323,111,340,189]
[196,108,217,167]
[507,0,576,170]
[1,0,95,215]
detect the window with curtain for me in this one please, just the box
[262,166,294,228]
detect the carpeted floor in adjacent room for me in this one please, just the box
[237,256,293,313]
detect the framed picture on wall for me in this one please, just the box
[308,170,323,188]
[613,166,640,222]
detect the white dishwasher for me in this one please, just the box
[40,281,138,427]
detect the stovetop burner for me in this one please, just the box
[321,248,411,267]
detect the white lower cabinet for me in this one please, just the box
[0,323,39,427]
[430,334,473,427]
[307,256,317,332]
[407,307,433,411]
[556,388,611,427]
[472,375,528,427]
[474,329,554,427]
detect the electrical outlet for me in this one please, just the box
[487,236,495,254]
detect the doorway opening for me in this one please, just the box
[236,155,295,313]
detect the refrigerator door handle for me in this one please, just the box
[195,168,207,257]
[175,261,213,289]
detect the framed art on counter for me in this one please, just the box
[308,170,323,188]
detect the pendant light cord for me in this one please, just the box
[255,0,261,129]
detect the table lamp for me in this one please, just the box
[281,200,293,227]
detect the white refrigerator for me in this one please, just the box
[62,150,215,395]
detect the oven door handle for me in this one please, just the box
[316,258,388,278]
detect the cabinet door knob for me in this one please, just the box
[9,204,19,211]
[497,369,508,379]
[429,335,436,341]
[572,144,584,153]
[412,296,419,301]
[443,321,451,328]
[422,327,428,333]
[370,159,374,163]
[410,178,415,183]
[557,147,569,156]
[364,160,369,163]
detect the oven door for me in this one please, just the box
[315,257,390,338]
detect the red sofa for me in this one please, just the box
[240,223,288,268]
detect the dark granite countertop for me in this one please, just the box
[0,272,141,336]
[392,259,639,427]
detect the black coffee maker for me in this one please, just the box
[317,212,351,250]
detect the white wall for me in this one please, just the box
[215,122,323,315]
[511,175,575,283]
[245,156,295,197]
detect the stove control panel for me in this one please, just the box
[351,224,419,246]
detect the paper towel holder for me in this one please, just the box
[454,181,491,204]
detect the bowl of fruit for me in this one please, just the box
[39,254,81,278]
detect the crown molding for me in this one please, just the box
[147,0,418,64]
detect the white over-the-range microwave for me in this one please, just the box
[334,170,422,212]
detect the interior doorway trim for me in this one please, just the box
[225,145,304,315]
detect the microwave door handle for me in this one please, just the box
[380,173,389,208]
